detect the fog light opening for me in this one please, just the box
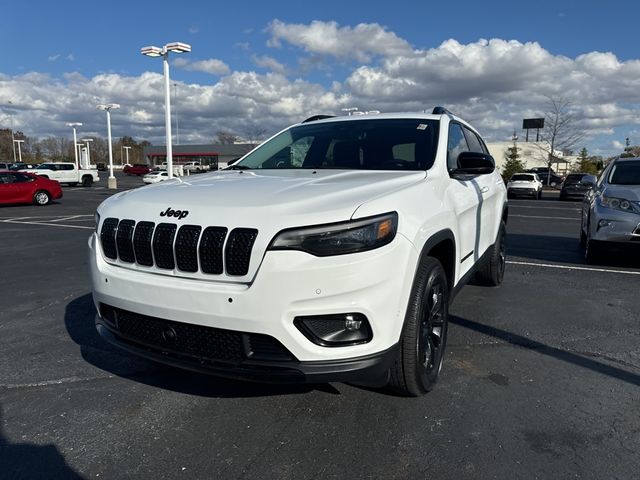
[294,313,372,347]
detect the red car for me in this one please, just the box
[123,164,152,176]
[0,170,63,206]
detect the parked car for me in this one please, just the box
[123,164,152,176]
[507,173,543,199]
[0,162,10,169]
[183,161,209,173]
[9,162,38,171]
[90,107,508,396]
[20,162,99,187]
[0,170,63,206]
[559,173,591,200]
[536,172,565,188]
[142,171,169,184]
[580,157,640,263]
[96,162,107,171]
[528,166,557,175]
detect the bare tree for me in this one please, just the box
[215,131,239,144]
[537,97,584,184]
[243,125,267,145]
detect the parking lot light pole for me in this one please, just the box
[14,139,24,163]
[82,138,93,168]
[123,146,131,166]
[67,122,82,169]
[96,104,120,189]
[141,42,191,179]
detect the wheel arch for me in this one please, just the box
[416,229,456,295]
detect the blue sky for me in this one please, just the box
[2,0,640,157]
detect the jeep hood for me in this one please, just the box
[99,169,426,226]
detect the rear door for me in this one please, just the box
[0,172,21,203]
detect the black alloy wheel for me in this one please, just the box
[389,256,449,396]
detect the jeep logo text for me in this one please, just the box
[160,207,189,220]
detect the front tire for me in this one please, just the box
[388,257,449,396]
[34,190,51,206]
[476,221,506,286]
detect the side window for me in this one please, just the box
[0,173,9,184]
[14,173,33,183]
[447,123,469,171]
[463,127,484,153]
[63,164,74,171]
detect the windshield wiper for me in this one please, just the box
[227,165,252,170]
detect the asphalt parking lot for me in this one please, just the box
[1,173,639,479]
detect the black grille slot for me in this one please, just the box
[225,228,258,276]
[200,227,227,274]
[100,218,119,259]
[153,223,177,269]
[116,219,136,263]
[133,222,155,266]
[175,225,202,272]
[247,334,294,361]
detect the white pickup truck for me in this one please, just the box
[22,162,99,187]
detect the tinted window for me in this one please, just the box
[0,172,10,184]
[511,174,535,181]
[14,173,33,183]
[462,127,484,153]
[564,174,585,185]
[447,123,469,171]
[608,160,640,185]
[62,164,74,170]
[236,119,440,171]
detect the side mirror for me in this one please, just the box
[580,175,597,187]
[451,152,495,176]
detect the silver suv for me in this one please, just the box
[580,157,640,262]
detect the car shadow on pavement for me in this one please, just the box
[506,233,640,268]
[450,315,640,387]
[0,406,85,479]
[64,295,340,398]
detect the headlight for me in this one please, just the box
[599,196,640,214]
[94,211,101,232]
[268,212,398,256]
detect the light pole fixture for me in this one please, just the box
[67,122,83,169]
[123,146,131,166]
[341,107,359,116]
[82,138,94,168]
[141,41,192,179]
[14,139,24,163]
[96,104,120,189]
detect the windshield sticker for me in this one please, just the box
[417,124,428,130]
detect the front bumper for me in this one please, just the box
[89,231,417,371]
[96,315,397,384]
[590,204,640,244]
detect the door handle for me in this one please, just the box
[480,186,490,194]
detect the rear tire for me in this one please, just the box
[388,257,449,396]
[476,221,507,286]
[34,190,51,206]
[82,176,93,187]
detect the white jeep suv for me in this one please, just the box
[89,108,508,396]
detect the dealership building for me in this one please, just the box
[142,143,257,170]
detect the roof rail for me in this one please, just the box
[302,114,335,123]
[432,106,453,115]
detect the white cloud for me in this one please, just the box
[188,25,199,34]
[612,140,625,149]
[66,53,75,61]
[266,19,413,62]
[251,55,288,75]
[173,58,230,75]
[48,54,60,62]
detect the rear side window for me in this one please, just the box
[462,127,485,154]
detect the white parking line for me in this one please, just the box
[0,219,93,230]
[507,260,640,276]
[511,214,580,221]
[511,205,580,211]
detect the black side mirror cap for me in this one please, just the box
[580,175,597,187]
[451,152,495,176]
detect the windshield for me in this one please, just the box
[609,160,640,185]
[234,119,440,171]
[565,174,585,184]
[511,174,534,181]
